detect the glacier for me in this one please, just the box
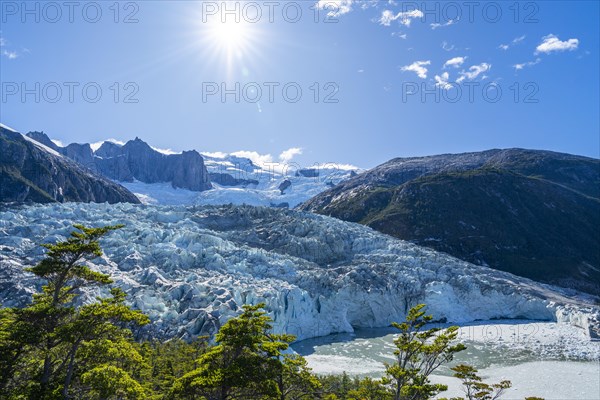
[0,202,598,342]
[120,152,359,208]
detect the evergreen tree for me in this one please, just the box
[0,225,148,399]
[172,303,316,400]
[384,304,466,400]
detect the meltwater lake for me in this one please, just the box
[291,320,600,399]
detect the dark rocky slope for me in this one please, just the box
[0,126,140,204]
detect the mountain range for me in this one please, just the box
[20,130,358,208]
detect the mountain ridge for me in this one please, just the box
[0,125,140,204]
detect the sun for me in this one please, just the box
[193,10,264,78]
[203,18,253,58]
[210,20,248,51]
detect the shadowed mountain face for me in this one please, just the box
[25,133,212,192]
[299,149,600,295]
[0,126,140,204]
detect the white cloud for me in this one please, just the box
[379,9,423,27]
[279,147,303,163]
[535,34,579,54]
[357,69,364,73]
[316,0,354,17]
[230,150,274,166]
[229,147,303,168]
[443,56,466,69]
[391,32,407,39]
[0,37,5,47]
[2,50,17,59]
[400,60,430,79]
[457,63,491,82]
[51,139,64,147]
[434,72,453,90]
[499,44,510,51]
[513,58,541,70]
[430,18,458,30]
[201,151,228,159]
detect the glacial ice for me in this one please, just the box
[120,153,359,208]
[0,203,598,341]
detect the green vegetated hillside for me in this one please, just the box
[300,149,600,295]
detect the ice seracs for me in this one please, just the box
[0,203,598,341]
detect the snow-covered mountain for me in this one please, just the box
[24,132,359,208]
[125,152,358,208]
[1,202,598,342]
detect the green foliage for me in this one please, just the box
[80,364,146,400]
[172,303,315,400]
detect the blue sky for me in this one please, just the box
[0,0,598,168]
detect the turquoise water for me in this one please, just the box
[291,321,600,399]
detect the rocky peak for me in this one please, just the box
[95,141,123,159]
[26,131,60,151]
[61,143,95,171]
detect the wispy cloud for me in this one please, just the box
[513,35,526,44]
[513,58,541,70]
[431,18,458,30]
[379,9,423,27]
[457,63,491,83]
[499,35,526,50]
[535,34,579,54]
[391,32,407,39]
[1,36,24,59]
[443,56,466,69]
[400,60,430,79]
[2,50,17,59]
[441,41,455,52]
